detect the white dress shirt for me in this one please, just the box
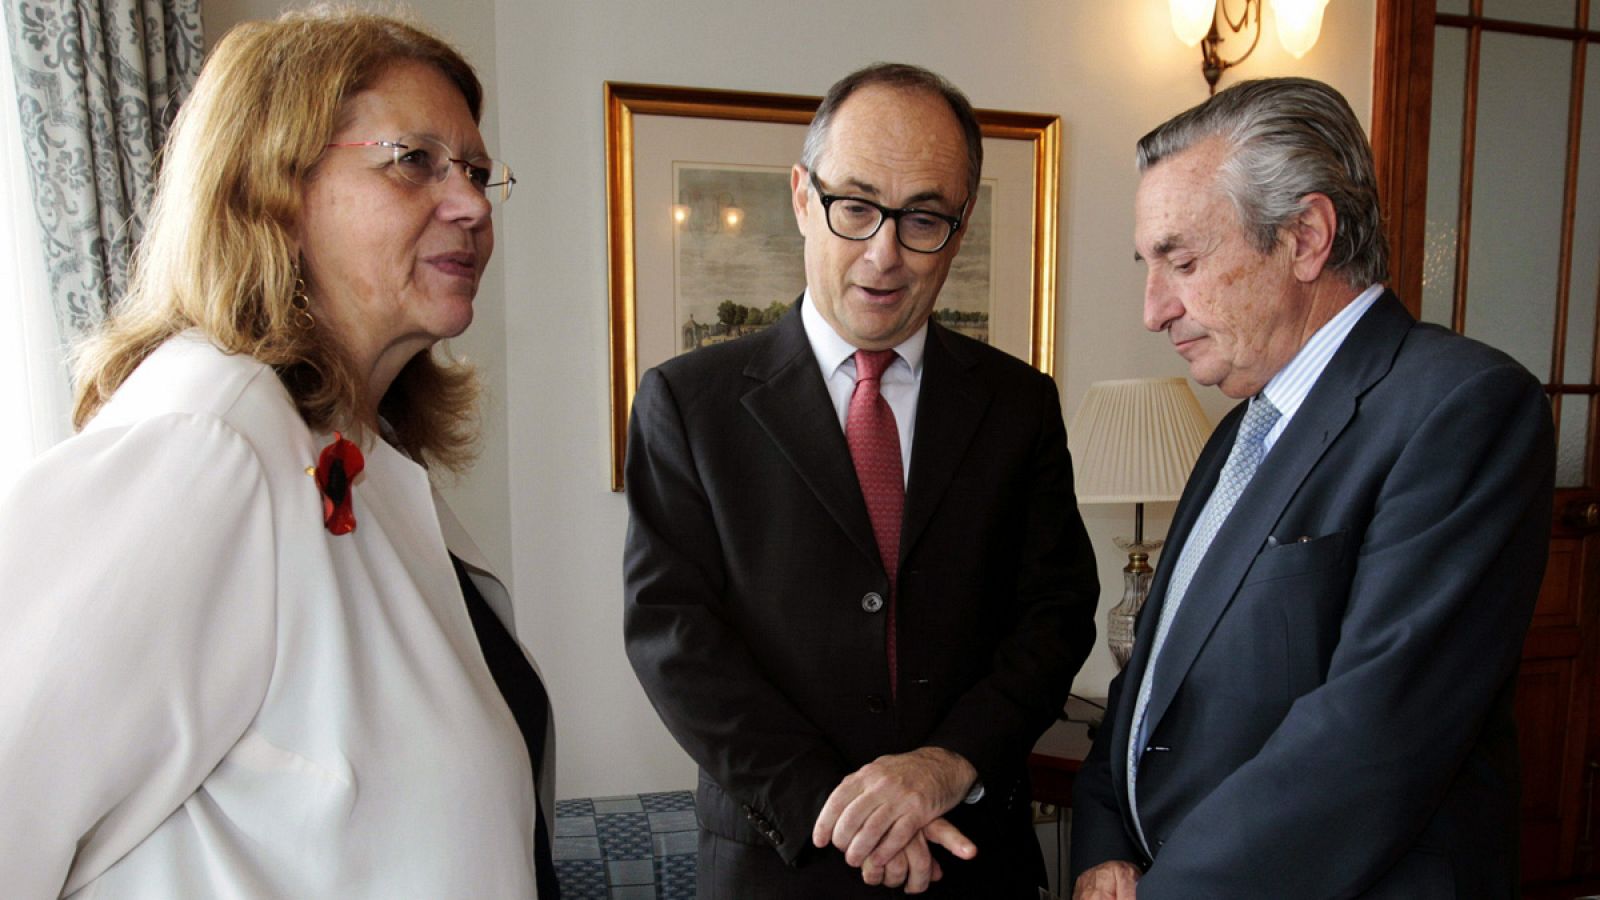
[1259,283,1384,450]
[800,290,926,484]
[0,333,540,898]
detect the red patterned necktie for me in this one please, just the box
[846,349,904,696]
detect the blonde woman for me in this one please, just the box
[0,7,555,897]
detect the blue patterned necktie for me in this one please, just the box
[1126,393,1282,853]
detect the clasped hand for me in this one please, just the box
[811,747,978,893]
[1072,860,1140,900]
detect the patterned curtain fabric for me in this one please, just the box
[2,0,204,341]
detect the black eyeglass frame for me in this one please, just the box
[807,170,966,254]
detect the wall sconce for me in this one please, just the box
[1169,0,1331,94]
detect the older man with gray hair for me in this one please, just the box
[1071,77,1553,899]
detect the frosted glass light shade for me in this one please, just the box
[1271,0,1329,58]
[1069,378,1213,504]
[1169,0,1216,47]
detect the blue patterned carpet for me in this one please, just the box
[554,791,698,899]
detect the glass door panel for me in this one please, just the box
[1424,28,1469,328]
[1463,31,1568,380]
[1481,0,1577,27]
[1558,396,1589,486]
[1567,56,1600,390]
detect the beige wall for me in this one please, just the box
[204,0,1377,799]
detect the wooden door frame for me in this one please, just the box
[1371,0,1433,318]
[1371,2,1600,882]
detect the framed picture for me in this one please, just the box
[605,81,1061,490]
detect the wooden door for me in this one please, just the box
[1374,0,1600,885]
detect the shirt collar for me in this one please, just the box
[800,288,928,378]
[1261,282,1384,428]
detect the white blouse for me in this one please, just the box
[0,333,540,898]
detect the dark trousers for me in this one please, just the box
[696,828,1046,900]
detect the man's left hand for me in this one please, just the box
[812,747,979,874]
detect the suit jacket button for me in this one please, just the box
[860,592,884,613]
[866,694,886,714]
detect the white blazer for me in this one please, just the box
[0,333,544,898]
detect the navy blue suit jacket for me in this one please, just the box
[1071,293,1554,898]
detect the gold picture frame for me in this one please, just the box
[605,81,1061,490]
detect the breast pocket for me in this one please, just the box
[1242,530,1347,585]
[1239,530,1352,701]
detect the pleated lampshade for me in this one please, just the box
[1068,378,1213,504]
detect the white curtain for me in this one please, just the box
[1,0,203,498]
[0,27,70,495]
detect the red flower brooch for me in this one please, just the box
[309,432,365,535]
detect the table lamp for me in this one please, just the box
[1069,378,1212,668]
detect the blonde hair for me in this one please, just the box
[72,4,484,472]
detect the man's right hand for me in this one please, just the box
[863,828,943,894]
[813,747,977,872]
[1073,860,1140,900]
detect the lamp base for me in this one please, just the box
[1107,549,1155,669]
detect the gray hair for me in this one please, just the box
[1136,77,1388,288]
[800,62,983,202]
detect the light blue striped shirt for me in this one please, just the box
[1259,284,1384,450]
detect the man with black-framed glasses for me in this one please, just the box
[624,62,1098,899]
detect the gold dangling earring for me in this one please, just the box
[291,267,315,330]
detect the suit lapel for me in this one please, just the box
[1138,292,1415,741]
[740,314,998,578]
[900,324,992,562]
[740,302,881,567]
[1107,416,1233,789]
